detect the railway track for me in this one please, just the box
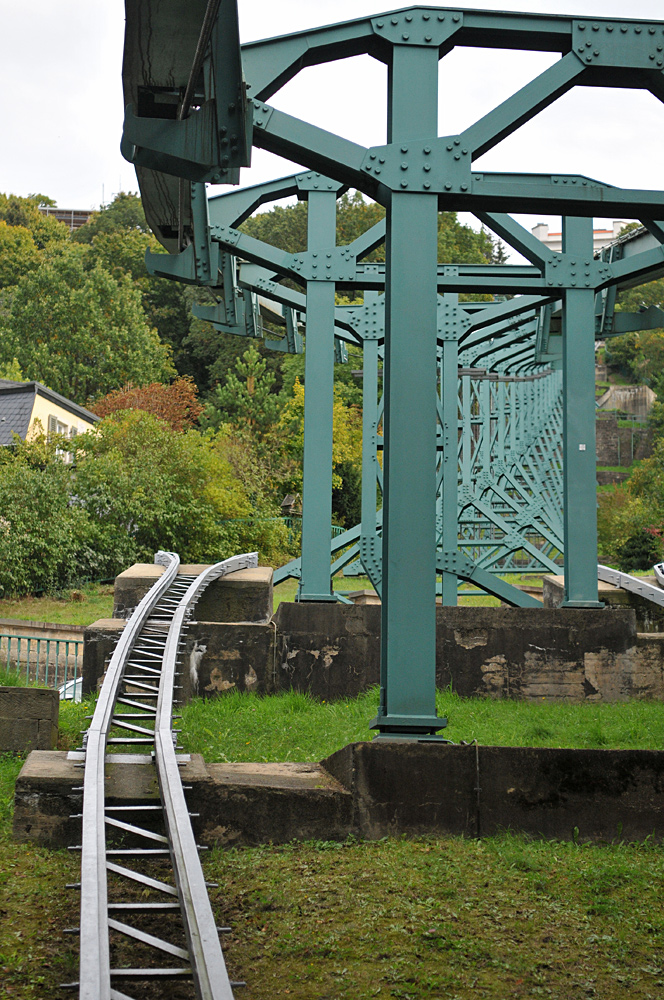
[65,551,257,1000]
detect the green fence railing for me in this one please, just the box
[1,633,83,696]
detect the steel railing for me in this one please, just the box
[0,633,82,692]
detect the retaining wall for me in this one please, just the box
[0,687,58,753]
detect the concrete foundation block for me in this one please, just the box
[189,762,353,847]
[322,741,664,843]
[543,574,664,632]
[113,563,273,623]
[16,744,664,849]
[183,622,277,701]
[273,601,381,699]
[14,752,351,849]
[0,687,59,753]
[82,618,125,696]
[13,750,82,845]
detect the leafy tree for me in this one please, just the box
[73,192,149,241]
[0,434,126,595]
[0,358,24,381]
[201,345,287,446]
[0,221,41,288]
[91,377,203,431]
[617,526,663,573]
[0,244,174,404]
[0,193,69,250]
[72,411,254,563]
[77,194,205,385]
[332,459,362,527]
[280,377,362,495]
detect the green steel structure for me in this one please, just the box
[146,178,565,605]
[123,2,664,737]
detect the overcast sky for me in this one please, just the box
[2,0,664,243]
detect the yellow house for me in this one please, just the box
[0,380,98,455]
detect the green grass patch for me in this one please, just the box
[0,667,29,687]
[0,753,80,996]
[274,574,543,612]
[2,691,664,997]
[0,582,114,627]
[180,689,664,762]
[207,833,664,999]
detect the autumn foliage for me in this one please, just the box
[90,377,203,431]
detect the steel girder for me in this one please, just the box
[122,2,664,737]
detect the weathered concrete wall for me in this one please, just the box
[543,574,664,633]
[15,745,664,847]
[13,751,352,849]
[84,601,664,705]
[322,741,664,843]
[113,564,273,622]
[82,618,125,696]
[182,622,276,700]
[0,687,58,753]
[274,602,381,700]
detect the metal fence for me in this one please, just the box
[0,633,83,692]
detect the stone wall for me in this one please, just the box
[0,687,58,753]
[595,411,652,467]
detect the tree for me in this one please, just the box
[77,193,205,386]
[73,192,149,242]
[0,244,174,404]
[72,411,255,563]
[201,345,287,447]
[0,221,41,289]
[0,193,69,250]
[280,377,362,495]
[0,358,24,381]
[91,377,203,431]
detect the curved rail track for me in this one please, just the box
[67,550,257,1000]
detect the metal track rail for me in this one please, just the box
[598,564,664,608]
[72,550,258,1000]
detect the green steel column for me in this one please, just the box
[562,217,603,608]
[441,297,459,606]
[298,188,338,602]
[372,43,444,737]
[360,295,382,592]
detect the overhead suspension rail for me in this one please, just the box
[68,550,257,1000]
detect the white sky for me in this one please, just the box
[2,0,664,244]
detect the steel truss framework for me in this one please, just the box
[123,2,664,737]
[147,177,565,606]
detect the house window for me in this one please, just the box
[47,415,69,438]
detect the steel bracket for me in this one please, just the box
[295,172,343,194]
[146,241,220,287]
[121,101,242,184]
[291,247,357,282]
[361,136,471,193]
[572,19,664,69]
[371,9,463,47]
[438,297,472,341]
[544,255,613,290]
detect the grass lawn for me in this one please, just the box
[0,583,115,628]
[273,574,543,613]
[3,688,664,999]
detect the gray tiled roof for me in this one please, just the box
[0,386,35,445]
